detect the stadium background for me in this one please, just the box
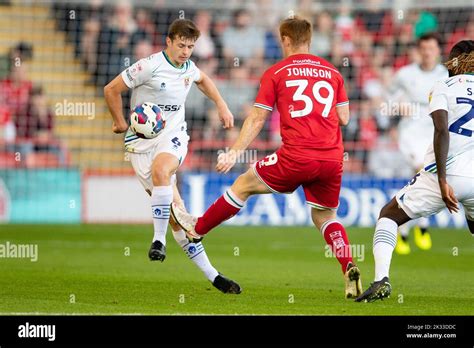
[0,0,472,226]
[0,0,473,318]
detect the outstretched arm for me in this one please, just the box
[216,106,271,173]
[336,104,350,126]
[432,109,459,213]
[195,71,234,128]
[104,75,129,133]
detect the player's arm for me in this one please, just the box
[432,109,459,213]
[195,71,234,128]
[216,106,270,174]
[336,104,350,126]
[336,76,350,126]
[104,75,129,134]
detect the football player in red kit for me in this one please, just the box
[171,16,362,298]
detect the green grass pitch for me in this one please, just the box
[0,224,472,315]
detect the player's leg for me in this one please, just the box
[147,152,179,260]
[373,198,412,279]
[171,167,271,239]
[355,197,411,303]
[357,171,445,302]
[457,178,474,235]
[172,151,302,239]
[310,208,362,298]
[169,178,241,294]
[311,208,355,275]
[414,216,432,250]
[128,151,167,261]
[395,221,411,255]
[467,218,474,235]
[303,160,362,298]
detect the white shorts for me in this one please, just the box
[128,130,189,193]
[396,170,474,220]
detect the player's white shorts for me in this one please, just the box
[128,129,189,193]
[396,170,474,220]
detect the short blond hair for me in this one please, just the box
[279,16,312,47]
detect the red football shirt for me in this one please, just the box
[254,53,348,161]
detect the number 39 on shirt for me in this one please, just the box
[285,79,334,118]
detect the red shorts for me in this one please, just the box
[253,148,343,210]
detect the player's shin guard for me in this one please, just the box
[373,217,398,281]
[320,220,353,274]
[195,189,245,235]
[172,229,218,281]
[151,186,173,244]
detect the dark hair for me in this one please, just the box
[279,16,312,48]
[233,9,249,24]
[448,40,474,60]
[11,41,33,60]
[445,40,474,76]
[167,19,200,41]
[417,32,443,48]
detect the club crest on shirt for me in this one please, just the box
[184,77,191,88]
[127,62,142,81]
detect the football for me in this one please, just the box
[129,102,166,139]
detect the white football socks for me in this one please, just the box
[151,186,173,244]
[373,217,398,281]
[172,229,219,281]
[398,221,411,238]
[418,216,430,230]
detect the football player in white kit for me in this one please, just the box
[388,33,448,254]
[104,19,241,294]
[357,40,474,302]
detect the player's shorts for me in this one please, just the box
[128,129,189,193]
[396,170,474,220]
[253,148,343,210]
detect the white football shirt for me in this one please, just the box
[424,74,474,178]
[390,63,448,167]
[121,51,201,153]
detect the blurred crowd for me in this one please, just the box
[2,0,472,173]
[0,42,66,167]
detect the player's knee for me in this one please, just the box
[152,166,174,185]
[311,208,336,230]
[231,171,256,201]
[378,203,393,219]
[231,176,250,200]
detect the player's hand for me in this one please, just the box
[216,150,237,174]
[112,120,128,134]
[217,103,234,129]
[439,180,459,214]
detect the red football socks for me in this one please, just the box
[195,189,245,235]
[321,220,353,273]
